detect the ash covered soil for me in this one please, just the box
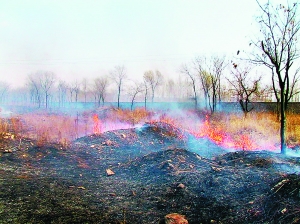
[1,122,300,223]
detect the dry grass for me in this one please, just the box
[207,111,300,149]
[208,112,280,149]
[109,107,153,125]
[109,109,300,150]
[19,113,80,147]
[0,117,22,141]
[286,113,300,147]
[1,107,300,150]
[0,118,9,135]
[0,107,153,148]
[144,110,300,150]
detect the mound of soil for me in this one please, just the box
[1,122,300,223]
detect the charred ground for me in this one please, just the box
[1,121,300,223]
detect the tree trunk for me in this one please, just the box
[45,93,48,108]
[212,86,217,113]
[280,92,287,154]
[131,92,139,111]
[117,85,121,109]
[151,87,155,103]
[144,88,148,109]
[98,96,101,107]
[131,100,134,111]
[101,96,105,106]
[204,91,209,109]
[192,84,197,109]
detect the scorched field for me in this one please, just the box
[0,106,300,224]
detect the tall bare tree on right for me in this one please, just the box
[250,1,300,154]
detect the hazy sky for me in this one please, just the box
[0,0,269,88]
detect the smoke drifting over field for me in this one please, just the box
[1,102,299,157]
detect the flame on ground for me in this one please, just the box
[195,115,280,151]
[193,116,256,150]
[92,114,102,134]
[14,108,282,152]
[150,114,279,152]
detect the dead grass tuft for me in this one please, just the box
[286,113,300,147]
[109,107,153,125]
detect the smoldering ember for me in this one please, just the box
[0,102,300,224]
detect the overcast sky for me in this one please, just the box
[0,0,269,88]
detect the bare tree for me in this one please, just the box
[70,80,80,103]
[81,78,88,103]
[27,74,40,107]
[166,78,175,100]
[176,75,191,100]
[200,70,214,111]
[205,56,227,113]
[94,76,109,107]
[227,65,261,116]
[27,71,56,108]
[110,65,126,109]
[143,70,163,102]
[181,64,198,109]
[193,56,226,113]
[250,1,300,154]
[39,71,56,108]
[143,75,149,109]
[212,56,227,105]
[57,80,68,107]
[69,85,75,103]
[68,80,80,103]
[127,81,143,110]
[194,57,210,109]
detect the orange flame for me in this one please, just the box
[92,114,102,134]
[234,134,257,151]
[152,113,279,151]
[196,116,226,145]
[195,115,258,151]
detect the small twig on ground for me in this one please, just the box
[271,179,290,194]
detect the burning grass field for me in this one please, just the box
[1,106,300,223]
[2,105,300,152]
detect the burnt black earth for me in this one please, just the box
[1,122,300,223]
